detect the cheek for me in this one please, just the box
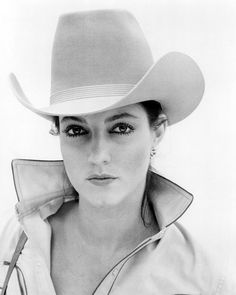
[60,140,74,166]
[59,140,87,183]
[60,138,85,162]
[117,141,150,174]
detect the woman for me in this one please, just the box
[0,9,231,295]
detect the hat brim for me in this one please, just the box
[9,52,205,125]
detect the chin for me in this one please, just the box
[96,194,124,207]
[82,188,126,208]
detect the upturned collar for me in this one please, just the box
[12,159,193,229]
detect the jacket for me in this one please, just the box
[0,159,234,294]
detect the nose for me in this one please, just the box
[87,133,111,165]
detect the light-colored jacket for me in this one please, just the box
[0,159,234,294]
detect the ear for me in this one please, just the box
[151,114,167,147]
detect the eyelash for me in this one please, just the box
[110,122,134,135]
[62,125,88,137]
[62,122,135,138]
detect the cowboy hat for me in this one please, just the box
[9,9,205,125]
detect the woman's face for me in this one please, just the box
[59,103,163,208]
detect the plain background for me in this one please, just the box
[0,0,235,265]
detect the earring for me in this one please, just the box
[49,122,59,136]
[150,148,156,158]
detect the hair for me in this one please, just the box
[52,101,166,227]
[139,101,166,227]
[53,100,164,131]
[140,100,164,126]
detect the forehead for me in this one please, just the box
[60,103,148,123]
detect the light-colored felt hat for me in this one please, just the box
[9,9,205,125]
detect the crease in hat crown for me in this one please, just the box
[9,9,205,125]
[50,10,153,102]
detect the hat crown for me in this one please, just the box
[51,10,153,95]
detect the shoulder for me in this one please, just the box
[159,222,219,272]
[0,207,23,261]
[149,222,226,294]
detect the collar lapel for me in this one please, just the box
[148,169,193,228]
[12,159,193,227]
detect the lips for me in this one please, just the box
[87,174,117,180]
[87,174,118,186]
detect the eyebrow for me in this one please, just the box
[61,116,86,124]
[60,113,138,124]
[105,112,138,123]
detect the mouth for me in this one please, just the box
[87,174,117,180]
[87,174,118,186]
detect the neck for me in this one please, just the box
[71,183,157,252]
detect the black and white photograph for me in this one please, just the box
[0,0,235,294]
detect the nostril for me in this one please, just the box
[88,147,111,165]
[87,136,112,165]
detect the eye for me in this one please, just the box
[110,122,134,135]
[62,125,88,137]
